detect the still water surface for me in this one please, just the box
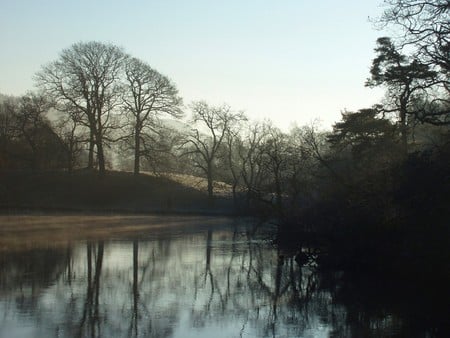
[0,216,445,337]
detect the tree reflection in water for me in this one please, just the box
[0,220,446,337]
[77,241,104,338]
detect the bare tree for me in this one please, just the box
[299,122,339,183]
[284,127,318,209]
[36,41,126,176]
[52,105,85,173]
[260,124,290,216]
[0,97,18,168]
[222,114,248,207]
[378,0,449,76]
[182,101,245,203]
[12,93,66,170]
[224,126,244,208]
[0,94,67,170]
[238,122,268,207]
[122,57,183,175]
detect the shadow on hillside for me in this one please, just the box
[0,170,234,215]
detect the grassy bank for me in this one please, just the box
[0,170,234,215]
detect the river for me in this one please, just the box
[0,215,446,337]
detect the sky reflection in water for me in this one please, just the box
[0,217,417,337]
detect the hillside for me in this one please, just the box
[0,170,234,215]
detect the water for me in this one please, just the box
[0,216,447,337]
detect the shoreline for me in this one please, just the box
[0,213,249,252]
[0,205,238,217]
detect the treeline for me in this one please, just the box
[0,1,449,227]
[284,0,450,271]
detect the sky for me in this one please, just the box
[0,0,388,130]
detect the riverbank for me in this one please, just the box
[0,169,235,215]
[0,214,245,252]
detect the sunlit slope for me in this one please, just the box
[141,171,233,198]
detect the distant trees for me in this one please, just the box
[0,98,14,168]
[182,102,245,202]
[283,126,319,209]
[223,117,245,206]
[260,124,290,216]
[238,122,267,207]
[52,106,85,173]
[14,94,56,170]
[327,108,400,167]
[0,93,66,170]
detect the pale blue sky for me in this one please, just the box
[0,0,387,130]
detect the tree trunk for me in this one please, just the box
[93,241,104,330]
[88,130,95,169]
[207,162,214,205]
[97,140,106,176]
[400,100,408,154]
[205,229,212,271]
[93,113,105,176]
[275,170,283,217]
[67,140,74,174]
[134,127,140,175]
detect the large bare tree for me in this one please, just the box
[122,57,182,175]
[36,41,126,176]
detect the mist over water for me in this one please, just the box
[0,217,445,337]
